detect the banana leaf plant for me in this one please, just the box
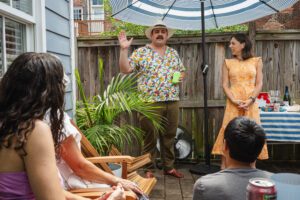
[75,59,164,155]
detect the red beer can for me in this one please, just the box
[247,178,277,200]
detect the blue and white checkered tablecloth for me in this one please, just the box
[260,112,300,142]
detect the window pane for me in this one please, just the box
[92,7,104,20]
[74,8,82,20]
[5,18,26,67]
[92,0,103,5]
[0,16,3,77]
[0,0,10,5]
[12,0,32,15]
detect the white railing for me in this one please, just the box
[74,20,107,36]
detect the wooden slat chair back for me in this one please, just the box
[109,146,152,173]
[69,120,157,195]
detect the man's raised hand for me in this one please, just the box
[118,31,133,50]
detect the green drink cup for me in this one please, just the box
[172,71,181,84]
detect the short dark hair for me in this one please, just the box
[231,33,253,60]
[224,117,266,163]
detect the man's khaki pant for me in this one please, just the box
[140,101,179,171]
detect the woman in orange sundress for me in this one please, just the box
[212,33,269,169]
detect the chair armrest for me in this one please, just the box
[70,188,109,193]
[69,188,137,200]
[86,155,134,164]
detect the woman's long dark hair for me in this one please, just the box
[231,33,253,60]
[0,52,65,156]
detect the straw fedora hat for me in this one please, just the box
[145,22,175,40]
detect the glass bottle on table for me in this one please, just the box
[283,86,291,106]
[269,90,275,104]
[274,90,280,103]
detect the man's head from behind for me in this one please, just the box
[224,117,266,163]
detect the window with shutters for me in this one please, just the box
[74,7,83,20]
[5,18,26,68]
[0,0,35,77]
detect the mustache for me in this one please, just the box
[156,35,164,39]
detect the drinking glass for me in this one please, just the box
[274,90,281,103]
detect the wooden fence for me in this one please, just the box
[76,30,300,161]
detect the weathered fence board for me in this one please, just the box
[76,31,300,161]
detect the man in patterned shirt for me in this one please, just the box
[118,22,186,178]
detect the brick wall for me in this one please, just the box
[255,1,300,30]
[74,0,83,7]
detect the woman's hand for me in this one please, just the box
[238,99,253,110]
[116,178,143,195]
[232,99,243,106]
[107,184,125,200]
[97,184,125,200]
[232,99,253,111]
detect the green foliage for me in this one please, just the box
[175,24,248,35]
[101,20,147,37]
[102,0,147,36]
[75,59,164,155]
[101,22,248,37]
[207,24,248,33]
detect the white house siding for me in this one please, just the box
[45,0,75,117]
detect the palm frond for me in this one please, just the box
[98,58,104,94]
[76,58,165,155]
[85,124,143,155]
[75,69,93,126]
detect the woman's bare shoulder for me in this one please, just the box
[33,120,51,132]
[225,58,234,62]
[28,120,52,142]
[24,119,54,160]
[251,56,262,61]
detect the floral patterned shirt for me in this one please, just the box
[129,45,186,102]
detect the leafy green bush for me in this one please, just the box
[75,59,163,155]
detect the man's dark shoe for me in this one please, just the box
[164,169,184,178]
[155,159,163,170]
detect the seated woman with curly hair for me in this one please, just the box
[0,52,124,200]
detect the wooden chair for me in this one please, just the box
[70,188,137,200]
[69,120,157,196]
[109,145,152,173]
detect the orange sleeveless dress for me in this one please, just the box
[211,57,269,160]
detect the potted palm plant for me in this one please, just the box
[75,59,163,156]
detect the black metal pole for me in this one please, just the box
[189,0,219,175]
[201,1,210,166]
